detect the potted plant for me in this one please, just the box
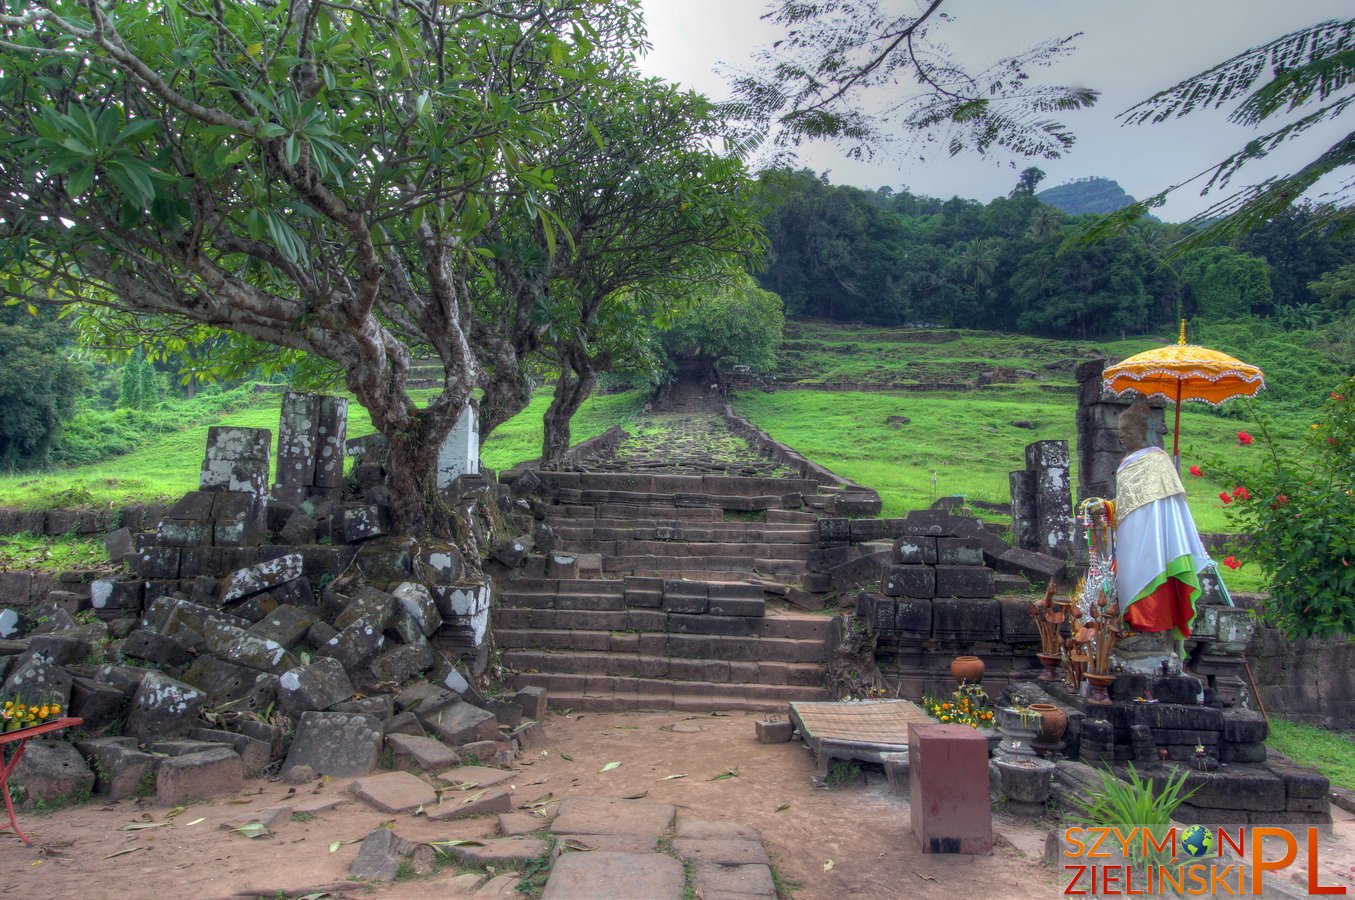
[1030,581,1065,681]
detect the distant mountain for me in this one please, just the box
[1036,177,1137,216]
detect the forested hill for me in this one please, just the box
[1036,176,1137,215]
[752,168,1355,342]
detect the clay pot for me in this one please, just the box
[1086,673,1115,705]
[1035,652,1061,682]
[1028,703,1068,744]
[950,655,985,685]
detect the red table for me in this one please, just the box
[0,717,83,846]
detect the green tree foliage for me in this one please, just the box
[0,0,647,531]
[1205,383,1355,638]
[1010,167,1046,198]
[659,274,785,378]
[0,314,82,470]
[1309,262,1355,312]
[1179,247,1275,320]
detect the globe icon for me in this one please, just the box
[1181,824,1214,858]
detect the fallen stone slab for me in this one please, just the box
[511,720,547,751]
[435,765,514,788]
[248,605,317,650]
[11,740,94,806]
[386,733,460,772]
[550,797,676,841]
[418,699,500,745]
[476,874,523,898]
[672,838,771,867]
[351,771,438,814]
[121,629,196,668]
[350,827,414,882]
[126,671,207,744]
[219,805,292,832]
[556,834,658,853]
[315,618,385,671]
[75,737,156,801]
[277,657,354,719]
[458,740,514,768]
[188,728,272,777]
[497,812,545,836]
[157,746,244,805]
[442,837,547,866]
[204,620,297,673]
[291,795,349,816]
[221,554,303,603]
[692,861,777,899]
[391,582,442,636]
[674,816,763,841]
[282,711,383,778]
[395,681,457,712]
[541,851,684,900]
[514,686,547,721]
[3,652,73,708]
[425,786,513,821]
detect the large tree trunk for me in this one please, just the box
[541,351,596,468]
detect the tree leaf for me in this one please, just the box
[660,774,687,781]
[710,768,740,781]
[102,847,143,860]
[231,823,271,839]
[599,761,621,773]
[560,753,573,761]
[328,840,342,853]
[774,804,790,813]
[620,791,648,800]
[823,859,835,872]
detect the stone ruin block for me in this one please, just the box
[200,426,272,496]
[893,535,937,566]
[435,405,480,490]
[283,711,383,778]
[126,671,208,744]
[314,395,349,488]
[934,565,995,599]
[278,657,354,718]
[343,504,390,543]
[276,392,320,487]
[882,565,935,599]
[220,553,303,603]
[931,598,1001,642]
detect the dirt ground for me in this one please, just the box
[1,710,1351,900]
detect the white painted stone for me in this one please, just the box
[0,609,16,638]
[435,406,480,489]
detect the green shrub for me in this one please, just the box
[1203,381,1355,638]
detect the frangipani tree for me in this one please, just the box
[0,0,644,532]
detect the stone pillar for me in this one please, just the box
[436,405,480,490]
[1074,359,1165,503]
[1009,470,1038,553]
[1027,440,1075,559]
[909,722,992,854]
[313,396,349,491]
[200,426,271,497]
[274,392,348,503]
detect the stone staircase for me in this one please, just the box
[496,469,843,712]
[496,576,834,712]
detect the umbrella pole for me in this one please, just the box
[1172,378,1183,472]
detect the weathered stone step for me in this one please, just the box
[543,692,818,713]
[598,556,808,576]
[503,649,826,686]
[496,577,626,596]
[494,608,830,641]
[553,505,724,521]
[557,540,811,561]
[494,629,831,663]
[536,471,820,498]
[548,523,817,543]
[512,672,831,708]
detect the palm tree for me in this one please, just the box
[1026,206,1063,241]
[953,238,1000,292]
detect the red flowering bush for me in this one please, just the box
[1204,377,1355,639]
[1189,465,1203,477]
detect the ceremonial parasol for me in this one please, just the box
[1101,321,1266,470]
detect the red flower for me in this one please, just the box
[1331,393,1345,401]
[1232,485,1251,500]
[1219,491,1232,505]
[1237,431,1254,446]
[1222,555,1242,570]
[1189,465,1203,477]
[1275,495,1289,506]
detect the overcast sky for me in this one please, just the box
[636,1,1352,221]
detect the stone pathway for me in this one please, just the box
[540,797,776,899]
[586,412,798,478]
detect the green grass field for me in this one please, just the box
[1267,718,1355,791]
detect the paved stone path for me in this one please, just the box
[586,411,797,478]
[541,797,777,899]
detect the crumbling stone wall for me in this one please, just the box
[1009,440,1075,559]
[1074,358,1165,502]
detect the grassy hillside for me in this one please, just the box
[0,386,644,509]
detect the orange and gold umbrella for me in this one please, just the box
[1102,321,1265,469]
